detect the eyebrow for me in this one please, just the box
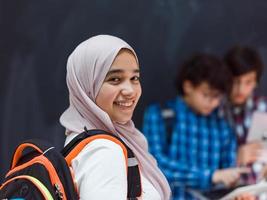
[106,69,140,76]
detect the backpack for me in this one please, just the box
[160,100,176,145]
[0,129,142,200]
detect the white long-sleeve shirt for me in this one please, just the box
[66,135,161,200]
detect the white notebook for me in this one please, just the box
[219,180,267,200]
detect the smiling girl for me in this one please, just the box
[60,35,171,200]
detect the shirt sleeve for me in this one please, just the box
[70,139,127,200]
[220,120,237,168]
[143,104,214,190]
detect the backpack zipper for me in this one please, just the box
[55,183,63,199]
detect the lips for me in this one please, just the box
[234,95,246,102]
[235,94,245,98]
[114,100,135,109]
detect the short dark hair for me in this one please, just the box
[224,46,263,82]
[175,53,232,95]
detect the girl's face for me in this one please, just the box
[230,71,257,105]
[96,49,141,124]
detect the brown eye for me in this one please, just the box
[107,77,121,84]
[131,76,140,82]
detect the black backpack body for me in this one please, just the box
[0,129,141,200]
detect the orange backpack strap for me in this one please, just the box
[64,134,128,167]
[61,128,142,199]
[10,139,53,169]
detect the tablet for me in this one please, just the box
[246,112,267,142]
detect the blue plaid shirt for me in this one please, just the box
[143,96,237,200]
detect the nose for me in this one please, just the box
[121,81,134,96]
[235,82,244,95]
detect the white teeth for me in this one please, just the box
[115,101,133,107]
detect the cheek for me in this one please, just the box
[96,86,117,109]
[136,85,142,101]
[247,83,256,93]
[197,94,206,104]
[190,93,204,109]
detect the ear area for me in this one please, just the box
[183,80,194,95]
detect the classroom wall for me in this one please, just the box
[1,0,267,179]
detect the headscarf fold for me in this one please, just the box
[60,35,171,200]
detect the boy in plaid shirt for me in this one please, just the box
[223,46,267,185]
[143,54,248,199]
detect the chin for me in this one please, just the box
[115,119,131,125]
[200,109,213,116]
[114,116,132,124]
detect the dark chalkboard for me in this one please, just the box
[1,0,267,180]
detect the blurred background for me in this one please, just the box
[1,0,267,180]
